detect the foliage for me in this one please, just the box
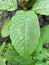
[0,0,49,65]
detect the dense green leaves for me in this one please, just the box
[33,48,49,61]
[9,10,40,58]
[32,48,49,65]
[33,0,49,15]
[1,19,10,38]
[5,50,33,65]
[0,0,17,11]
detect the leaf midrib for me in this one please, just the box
[23,11,27,55]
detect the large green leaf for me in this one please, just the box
[5,50,33,65]
[9,10,40,58]
[0,0,17,11]
[36,25,49,52]
[1,19,10,38]
[33,0,49,15]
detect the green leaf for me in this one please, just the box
[0,0,17,11]
[5,50,33,65]
[5,50,18,65]
[1,19,11,38]
[36,25,49,52]
[0,57,6,65]
[0,42,5,54]
[43,25,49,43]
[9,10,40,58]
[33,0,49,15]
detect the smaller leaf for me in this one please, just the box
[0,0,17,11]
[1,19,11,38]
[33,48,49,62]
[5,50,17,65]
[36,25,49,52]
[43,25,49,43]
[0,42,5,54]
[5,50,33,65]
[33,0,49,15]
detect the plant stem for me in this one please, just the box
[18,0,28,10]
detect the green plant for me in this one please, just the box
[0,0,49,65]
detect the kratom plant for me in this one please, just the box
[0,0,49,65]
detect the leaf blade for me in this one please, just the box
[5,50,33,64]
[1,19,10,38]
[36,25,49,52]
[9,10,40,58]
